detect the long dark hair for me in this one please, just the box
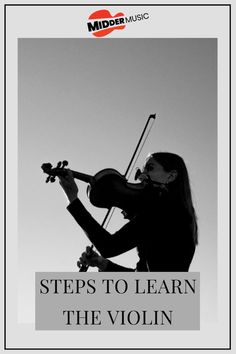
[151,152,198,245]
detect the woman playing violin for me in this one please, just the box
[59,152,198,272]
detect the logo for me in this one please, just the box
[87,10,125,37]
[87,10,149,37]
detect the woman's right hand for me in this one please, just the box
[77,246,108,271]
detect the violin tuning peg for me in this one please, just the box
[57,161,62,168]
[62,160,68,167]
[46,176,50,183]
[50,176,56,183]
[41,163,52,173]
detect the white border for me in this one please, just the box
[4,2,230,350]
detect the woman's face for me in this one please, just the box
[139,157,176,184]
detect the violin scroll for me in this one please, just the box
[41,160,69,183]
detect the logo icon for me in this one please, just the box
[87,10,126,37]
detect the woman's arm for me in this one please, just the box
[67,198,138,258]
[104,260,135,272]
[78,246,135,272]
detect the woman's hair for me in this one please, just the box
[150,152,198,245]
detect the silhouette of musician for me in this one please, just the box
[58,152,198,272]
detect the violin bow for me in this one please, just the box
[79,113,156,272]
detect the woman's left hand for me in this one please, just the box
[58,169,78,203]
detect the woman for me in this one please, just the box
[59,152,198,272]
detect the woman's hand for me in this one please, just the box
[77,246,108,271]
[58,169,78,203]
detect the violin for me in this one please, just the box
[41,160,162,218]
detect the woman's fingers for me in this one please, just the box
[57,168,78,202]
[86,246,94,256]
[77,247,100,268]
